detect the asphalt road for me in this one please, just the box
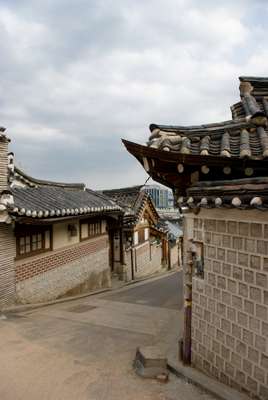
[0,271,216,400]
[104,271,183,310]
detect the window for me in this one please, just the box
[80,220,102,240]
[16,226,51,258]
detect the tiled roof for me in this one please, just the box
[102,186,159,226]
[12,166,85,190]
[147,77,268,160]
[10,186,121,219]
[122,76,268,210]
[102,186,143,210]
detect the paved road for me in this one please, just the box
[106,271,183,310]
[0,271,215,400]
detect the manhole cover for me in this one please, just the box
[66,304,97,313]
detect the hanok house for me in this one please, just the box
[102,186,172,281]
[0,129,122,308]
[123,76,268,399]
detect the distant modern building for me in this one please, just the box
[142,184,174,209]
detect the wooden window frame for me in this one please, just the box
[79,219,103,241]
[15,225,52,260]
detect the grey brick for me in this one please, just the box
[246,376,258,393]
[244,238,255,253]
[261,353,268,369]
[208,298,216,312]
[238,283,248,298]
[250,255,261,270]
[233,237,243,250]
[244,300,254,315]
[249,316,261,333]
[215,355,224,370]
[236,341,247,357]
[232,295,242,310]
[216,329,225,343]
[233,266,243,280]
[225,361,235,377]
[238,252,248,267]
[212,233,222,246]
[221,345,231,360]
[243,328,254,346]
[239,222,249,236]
[236,370,246,385]
[237,311,248,327]
[231,352,242,368]
[254,366,265,384]
[249,286,262,303]
[227,307,236,322]
[221,318,231,333]
[213,287,221,300]
[226,334,235,349]
[232,323,242,339]
[222,263,231,277]
[263,257,268,272]
[256,272,267,288]
[207,246,216,258]
[205,219,217,231]
[217,302,226,316]
[227,221,237,234]
[213,260,221,273]
[222,291,231,305]
[217,276,226,290]
[257,240,268,255]
[256,304,268,321]
[262,321,268,336]
[208,272,216,286]
[227,250,237,264]
[244,269,255,284]
[243,359,253,376]
[248,347,259,364]
[217,248,225,261]
[250,223,263,238]
[212,340,220,354]
[255,334,266,352]
[228,279,237,294]
[217,220,226,233]
[222,235,231,248]
[260,385,268,400]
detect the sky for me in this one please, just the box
[1,0,268,189]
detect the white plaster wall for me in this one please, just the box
[53,219,79,249]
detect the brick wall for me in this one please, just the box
[0,223,16,309]
[15,234,110,303]
[186,209,268,399]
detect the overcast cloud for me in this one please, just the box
[1,0,268,189]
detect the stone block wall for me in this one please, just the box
[0,223,16,309]
[124,241,163,281]
[15,234,110,303]
[188,209,268,399]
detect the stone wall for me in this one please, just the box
[186,209,268,399]
[15,234,110,303]
[170,243,179,269]
[0,224,16,309]
[124,241,163,281]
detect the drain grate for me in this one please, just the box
[66,304,97,313]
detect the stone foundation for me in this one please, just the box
[15,235,110,304]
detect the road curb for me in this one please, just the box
[167,361,251,400]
